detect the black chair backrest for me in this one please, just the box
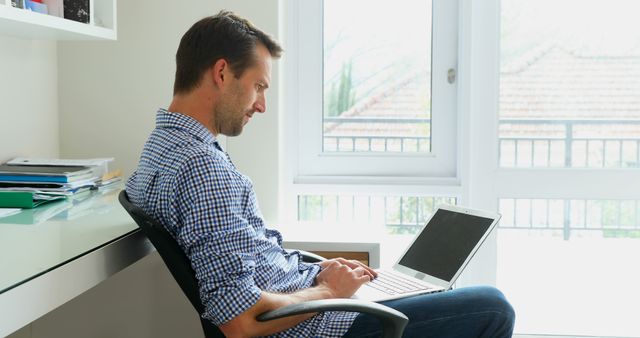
[119,190,223,338]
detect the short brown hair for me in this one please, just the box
[173,10,283,95]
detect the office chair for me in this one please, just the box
[119,190,408,338]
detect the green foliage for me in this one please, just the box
[388,225,421,235]
[326,61,356,117]
[601,200,619,227]
[386,196,457,235]
[299,194,458,236]
[603,230,640,238]
[401,197,419,225]
[385,197,401,224]
[299,195,324,221]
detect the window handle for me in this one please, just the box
[447,68,456,84]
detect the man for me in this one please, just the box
[127,10,515,337]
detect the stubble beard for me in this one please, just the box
[214,108,244,137]
[214,94,246,137]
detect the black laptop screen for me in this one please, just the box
[397,208,494,282]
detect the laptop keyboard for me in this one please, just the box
[367,270,436,295]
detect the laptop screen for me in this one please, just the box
[397,208,495,282]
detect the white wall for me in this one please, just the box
[0,36,59,163]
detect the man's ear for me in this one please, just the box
[211,58,228,88]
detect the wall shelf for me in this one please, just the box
[0,0,116,40]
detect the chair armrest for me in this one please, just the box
[256,299,408,338]
[296,249,326,263]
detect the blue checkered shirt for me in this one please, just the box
[126,109,357,337]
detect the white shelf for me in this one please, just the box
[0,0,116,41]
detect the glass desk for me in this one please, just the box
[0,187,154,336]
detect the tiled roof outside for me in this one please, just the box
[323,74,431,141]
[323,44,640,152]
[500,45,640,119]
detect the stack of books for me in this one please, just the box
[0,164,97,195]
[6,157,122,190]
[0,158,122,209]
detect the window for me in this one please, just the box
[282,1,462,271]
[284,1,640,336]
[322,1,433,154]
[498,198,640,336]
[284,0,459,179]
[490,0,640,336]
[498,0,640,169]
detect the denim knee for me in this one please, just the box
[473,286,516,329]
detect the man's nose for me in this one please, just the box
[254,94,266,113]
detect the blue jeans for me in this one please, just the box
[342,286,515,338]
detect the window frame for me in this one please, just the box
[283,0,460,181]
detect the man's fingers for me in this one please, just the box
[352,266,375,281]
[322,258,377,280]
[362,265,377,278]
[352,266,365,275]
[345,259,377,278]
[351,267,371,284]
[357,274,371,283]
[333,258,361,268]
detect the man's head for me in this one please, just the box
[172,11,282,136]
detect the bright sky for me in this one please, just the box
[323,0,432,84]
[502,0,640,56]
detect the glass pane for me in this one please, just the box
[323,0,432,153]
[499,0,640,168]
[498,198,640,336]
[298,194,455,235]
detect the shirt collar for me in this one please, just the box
[155,108,220,147]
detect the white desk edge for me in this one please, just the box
[0,230,154,337]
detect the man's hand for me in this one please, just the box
[318,258,378,279]
[219,258,377,337]
[315,258,377,298]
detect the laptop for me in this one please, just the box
[353,205,501,302]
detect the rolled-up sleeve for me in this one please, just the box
[172,153,261,325]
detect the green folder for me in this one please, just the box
[0,191,66,209]
[0,199,72,225]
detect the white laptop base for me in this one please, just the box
[353,269,445,302]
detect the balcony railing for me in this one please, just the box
[499,198,640,240]
[323,116,431,152]
[298,194,456,235]
[499,118,640,168]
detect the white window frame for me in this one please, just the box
[282,0,460,182]
[463,0,640,337]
